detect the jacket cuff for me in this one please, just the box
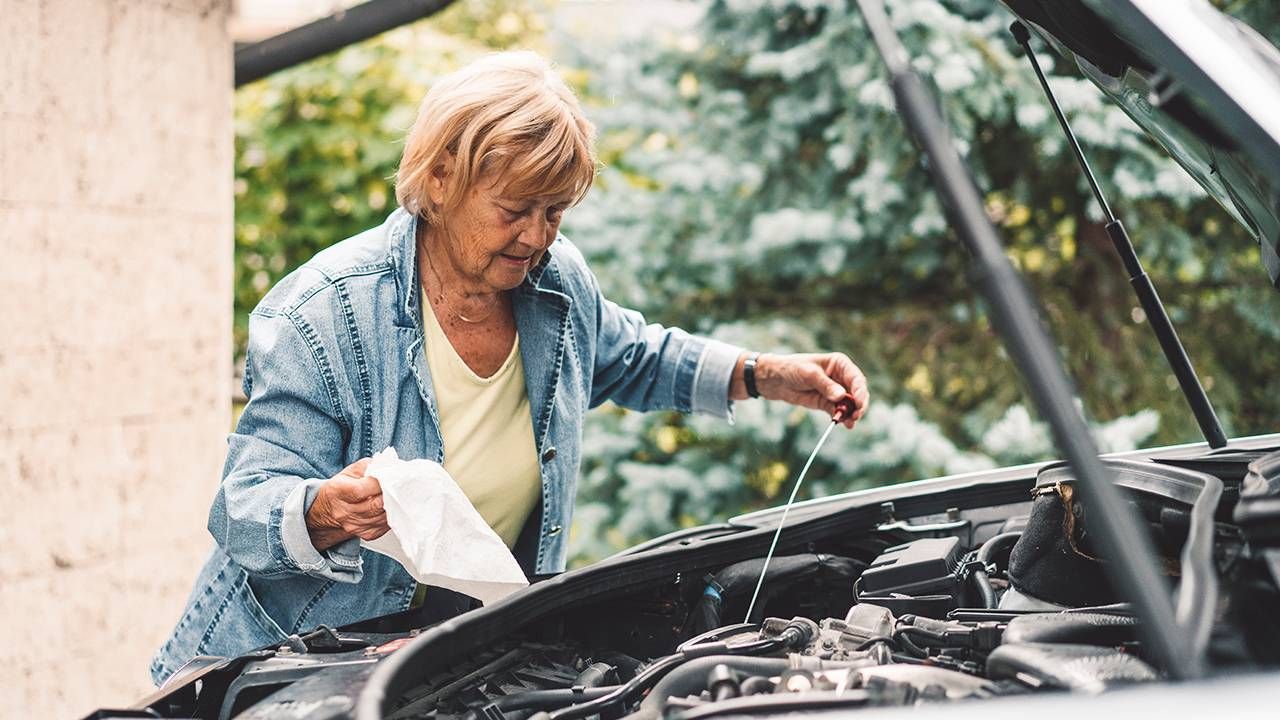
[279,479,364,582]
[691,339,744,419]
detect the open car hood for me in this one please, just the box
[1002,0,1280,289]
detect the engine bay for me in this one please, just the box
[371,451,1280,720]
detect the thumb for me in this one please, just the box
[334,458,379,501]
[817,373,846,402]
[355,472,383,498]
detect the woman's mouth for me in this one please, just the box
[499,253,532,267]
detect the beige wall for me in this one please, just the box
[0,0,232,717]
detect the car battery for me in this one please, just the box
[854,537,965,617]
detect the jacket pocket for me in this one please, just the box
[155,560,289,684]
[197,565,290,657]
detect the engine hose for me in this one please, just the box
[540,638,778,717]
[978,532,1023,567]
[543,626,807,720]
[492,688,616,712]
[895,631,929,658]
[970,532,1021,609]
[543,654,686,720]
[620,656,823,720]
[970,568,998,609]
[739,675,775,695]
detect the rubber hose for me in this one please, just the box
[621,656,791,720]
[462,688,617,720]
[978,532,1023,567]
[491,688,615,712]
[620,655,861,720]
[973,532,1021,609]
[573,662,618,688]
[970,568,998,609]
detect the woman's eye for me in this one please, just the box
[547,207,565,222]
[501,206,530,220]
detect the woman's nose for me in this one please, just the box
[517,218,554,248]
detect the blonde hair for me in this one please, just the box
[396,51,598,225]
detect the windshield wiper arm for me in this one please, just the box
[1010,20,1227,450]
[853,0,1199,680]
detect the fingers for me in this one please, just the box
[347,511,390,540]
[821,352,868,427]
[762,352,870,428]
[337,494,388,541]
[320,458,390,540]
[339,474,386,537]
[816,367,848,404]
[332,467,382,503]
[354,525,390,541]
[348,491,384,515]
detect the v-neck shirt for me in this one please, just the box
[420,292,542,549]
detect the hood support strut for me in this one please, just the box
[1010,20,1228,450]
[234,0,456,87]
[853,0,1199,680]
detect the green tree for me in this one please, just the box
[560,0,1280,562]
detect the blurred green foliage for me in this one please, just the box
[562,0,1280,562]
[233,0,1280,566]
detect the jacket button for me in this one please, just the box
[548,525,563,536]
[541,446,557,462]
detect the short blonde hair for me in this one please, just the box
[396,51,598,225]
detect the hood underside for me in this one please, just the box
[1003,0,1280,289]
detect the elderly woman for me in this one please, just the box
[151,51,868,685]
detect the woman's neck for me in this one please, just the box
[418,224,506,325]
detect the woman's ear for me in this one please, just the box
[426,152,455,207]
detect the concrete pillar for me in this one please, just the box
[0,0,232,716]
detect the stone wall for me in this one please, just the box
[0,1,232,717]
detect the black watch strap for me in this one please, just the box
[743,353,761,399]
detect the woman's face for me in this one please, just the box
[432,175,571,293]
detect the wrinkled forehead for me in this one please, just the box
[485,180,576,207]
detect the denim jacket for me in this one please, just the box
[150,209,743,685]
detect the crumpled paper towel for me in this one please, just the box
[360,447,528,605]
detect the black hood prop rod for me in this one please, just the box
[1010,21,1227,450]
[853,0,1199,680]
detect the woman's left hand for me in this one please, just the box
[736,352,870,429]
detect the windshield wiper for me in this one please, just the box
[1010,20,1228,450]
[853,0,1199,680]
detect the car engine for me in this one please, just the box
[370,454,1280,720]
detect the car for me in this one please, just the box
[86,0,1280,718]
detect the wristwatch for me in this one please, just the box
[743,352,761,399]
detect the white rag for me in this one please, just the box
[360,447,529,605]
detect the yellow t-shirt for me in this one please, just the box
[420,295,542,550]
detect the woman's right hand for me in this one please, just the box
[305,458,389,551]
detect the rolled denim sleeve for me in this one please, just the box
[586,266,744,418]
[690,339,743,418]
[208,310,364,583]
